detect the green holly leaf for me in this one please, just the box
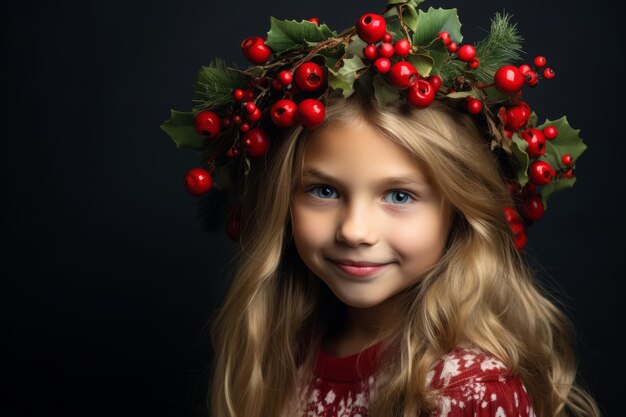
[383,14,404,42]
[540,177,576,210]
[346,35,367,59]
[160,110,205,151]
[266,17,336,53]
[328,55,367,98]
[536,117,586,208]
[387,0,425,7]
[316,44,345,70]
[483,86,510,105]
[417,37,449,75]
[373,74,400,109]
[403,4,419,33]
[511,134,530,186]
[412,7,463,46]
[192,59,246,111]
[529,111,538,128]
[407,53,433,77]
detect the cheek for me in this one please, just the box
[390,211,447,260]
[292,204,331,252]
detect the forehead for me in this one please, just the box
[299,121,430,184]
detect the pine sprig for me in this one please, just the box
[192,58,246,111]
[438,59,465,86]
[474,12,524,84]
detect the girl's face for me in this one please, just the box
[292,121,453,310]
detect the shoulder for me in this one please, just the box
[427,347,536,417]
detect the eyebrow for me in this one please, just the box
[302,167,429,188]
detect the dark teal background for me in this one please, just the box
[3,0,621,416]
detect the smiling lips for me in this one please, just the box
[328,258,392,277]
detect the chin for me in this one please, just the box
[331,290,388,309]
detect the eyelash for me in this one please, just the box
[306,185,418,205]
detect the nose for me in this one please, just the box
[335,198,379,247]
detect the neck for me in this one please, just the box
[325,294,401,356]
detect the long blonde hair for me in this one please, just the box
[207,88,600,417]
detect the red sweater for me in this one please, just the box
[297,342,536,417]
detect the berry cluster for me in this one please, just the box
[184,23,330,201]
[489,56,571,249]
[357,13,442,108]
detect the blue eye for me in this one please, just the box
[309,185,338,199]
[384,190,414,205]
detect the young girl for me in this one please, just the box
[161,2,601,416]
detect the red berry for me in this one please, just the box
[394,39,411,57]
[240,123,250,133]
[562,154,573,165]
[245,102,257,113]
[184,168,213,196]
[426,75,442,93]
[521,184,538,199]
[522,194,545,222]
[519,64,532,75]
[543,125,558,140]
[226,146,240,158]
[222,117,231,128]
[243,90,255,101]
[278,70,293,86]
[356,13,387,44]
[468,57,480,69]
[383,32,393,43]
[246,108,262,123]
[194,110,222,139]
[543,68,555,79]
[388,61,418,89]
[243,128,270,157]
[503,206,520,223]
[447,42,458,53]
[232,115,242,125]
[233,89,244,101]
[534,56,547,68]
[363,44,378,61]
[529,161,554,185]
[294,62,325,92]
[271,79,283,90]
[307,17,319,26]
[406,79,435,108]
[563,169,575,178]
[457,44,476,62]
[378,42,395,58]
[520,128,547,158]
[373,57,391,73]
[271,99,297,127]
[494,65,525,95]
[514,228,527,250]
[437,31,451,45]
[525,71,538,87]
[504,102,531,131]
[505,180,519,195]
[466,97,483,114]
[510,219,524,236]
[241,36,272,65]
[296,99,326,129]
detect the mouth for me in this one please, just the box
[327,258,392,278]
